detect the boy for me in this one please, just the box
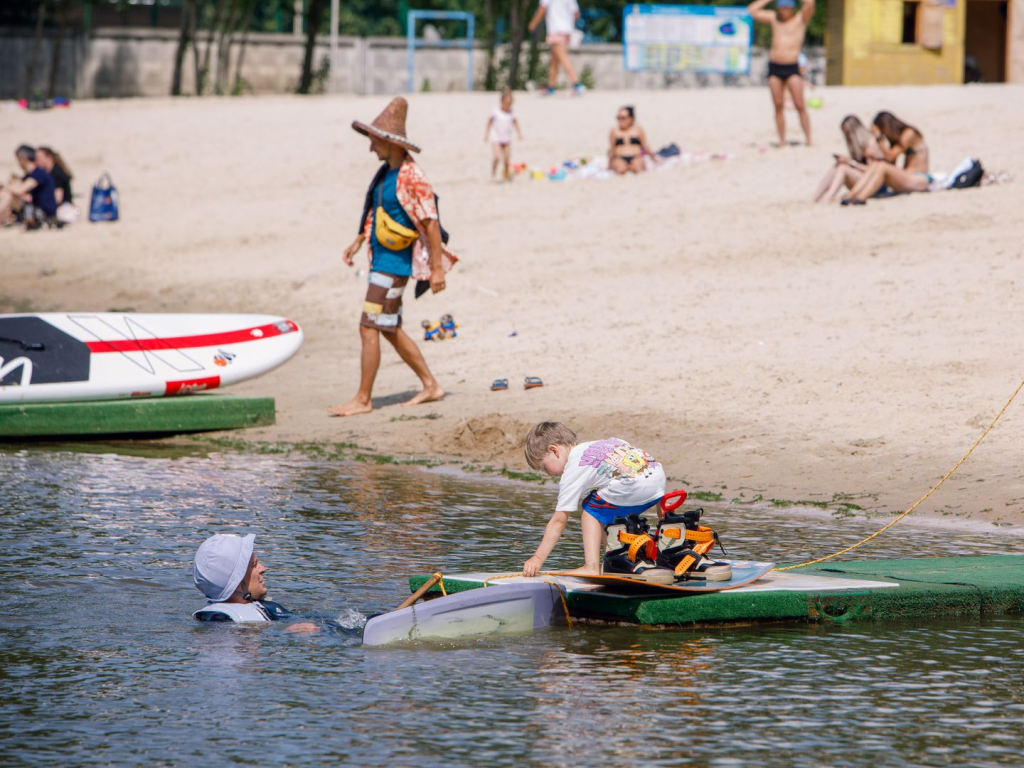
[522,422,667,577]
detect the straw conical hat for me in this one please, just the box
[352,97,421,153]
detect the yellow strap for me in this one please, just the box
[432,571,448,596]
[661,526,715,544]
[776,375,1024,571]
[618,531,653,561]
[674,553,697,576]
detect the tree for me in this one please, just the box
[297,0,328,94]
[24,0,46,100]
[171,0,197,95]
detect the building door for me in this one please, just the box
[964,0,1008,81]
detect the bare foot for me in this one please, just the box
[400,384,445,408]
[327,398,373,417]
[563,565,601,576]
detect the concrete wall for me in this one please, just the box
[0,26,825,100]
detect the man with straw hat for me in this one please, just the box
[329,97,456,418]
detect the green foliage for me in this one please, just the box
[579,63,595,89]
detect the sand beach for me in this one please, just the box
[3,84,1023,524]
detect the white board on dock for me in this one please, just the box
[0,313,303,403]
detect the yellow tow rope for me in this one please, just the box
[776,375,1024,571]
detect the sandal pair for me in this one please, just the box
[490,376,544,391]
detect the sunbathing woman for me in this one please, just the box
[842,111,931,205]
[609,106,655,175]
[813,115,885,203]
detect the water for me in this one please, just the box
[1,445,1022,766]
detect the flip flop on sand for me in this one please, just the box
[490,378,508,391]
[524,376,544,390]
[841,198,866,206]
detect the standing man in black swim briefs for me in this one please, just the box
[748,0,814,147]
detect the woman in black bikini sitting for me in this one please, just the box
[842,111,932,205]
[609,106,655,175]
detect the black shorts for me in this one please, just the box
[768,61,801,81]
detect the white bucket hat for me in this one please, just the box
[193,533,255,602]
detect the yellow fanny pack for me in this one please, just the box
[374,183,418,251]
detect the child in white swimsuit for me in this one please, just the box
[484,88,523,182]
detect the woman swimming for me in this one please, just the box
[842,111,931,205]
[608,106,656,175]
[813,115,885,203]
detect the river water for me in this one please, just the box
[1,445,1022,766]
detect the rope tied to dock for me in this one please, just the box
[776,375,1024,571]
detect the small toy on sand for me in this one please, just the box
[422,319,443,341]
[439,313,458,338]
[422,314,459,341]
[808,96,823,109]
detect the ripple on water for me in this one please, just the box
[0,447,1022,766]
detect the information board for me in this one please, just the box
[623,4,753,74]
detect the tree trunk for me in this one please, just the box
[526,20,541,86]
[24,0,46,100]
[506,0,527,90]
[199,0,228,95]
[297,0,327,94]
[214,0,242,94]
[190,2,202,92]
[232,0,255,95]
[483,0,498,91]
[47,0,70,100]
[171,0,196,95]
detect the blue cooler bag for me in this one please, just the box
[89,172,119,222]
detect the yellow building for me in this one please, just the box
[826,0,1024,85]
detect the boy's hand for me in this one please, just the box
[523,556,544,577]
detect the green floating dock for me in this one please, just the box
[410,556,1024,627]
[0,395,275,438]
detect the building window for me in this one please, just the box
[902,1,920,43]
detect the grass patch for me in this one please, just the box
[689,490,724,502]
[770,499,830,509]
[500,467,547,483]
[389,413,442,422]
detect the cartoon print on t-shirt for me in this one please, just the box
[578,438,659,485]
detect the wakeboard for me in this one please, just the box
[546,561,776,593]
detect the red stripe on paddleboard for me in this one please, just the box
[165,376,220,395]
[85,320,298,354]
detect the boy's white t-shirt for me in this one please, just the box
[542,0,580,35]
[556,438,667,512]
[488,108,517,144]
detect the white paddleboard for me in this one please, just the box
[0,313,303,403]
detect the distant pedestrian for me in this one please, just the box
[485,88,523,181]
[528,0,586,96]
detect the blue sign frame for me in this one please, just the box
[622,4,753,75]
[407,10,476,93]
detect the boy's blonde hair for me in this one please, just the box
[524,422,577,469]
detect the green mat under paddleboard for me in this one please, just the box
[0,394,275,438]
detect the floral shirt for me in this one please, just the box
[362,158,457,281]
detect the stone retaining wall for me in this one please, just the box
[0,26,825,99]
